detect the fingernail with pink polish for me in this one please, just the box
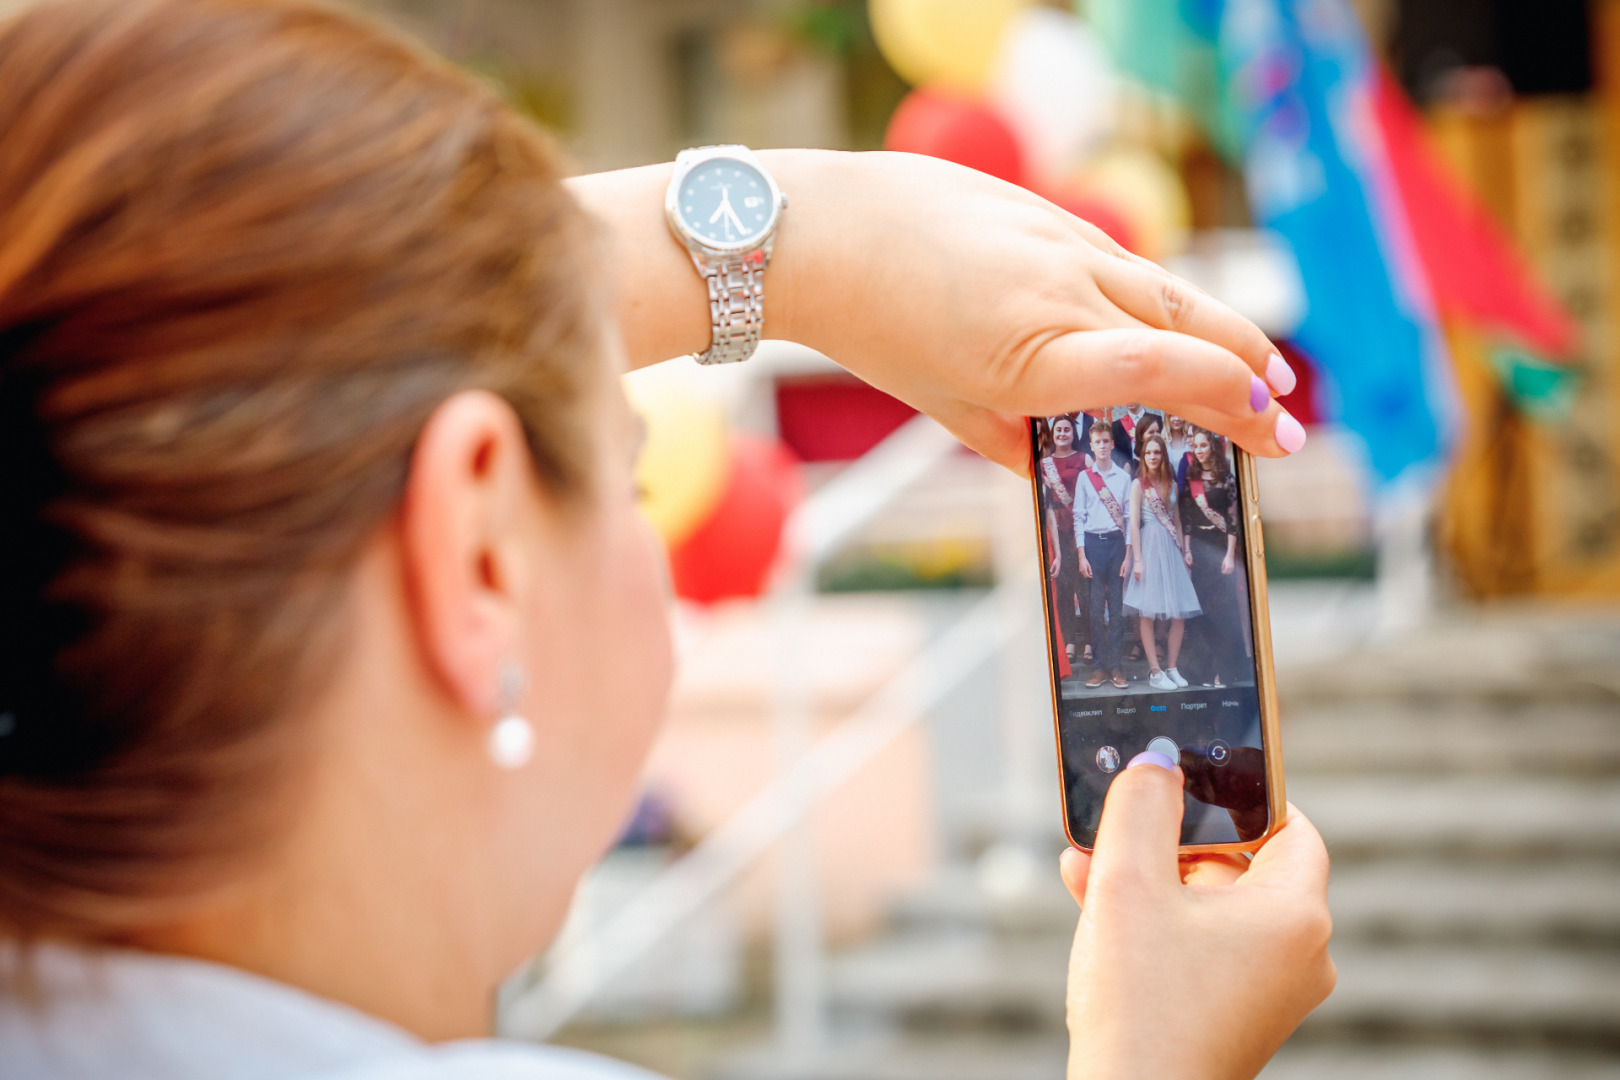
[1276,411,1308,453]
[1128,750,1177,772]
[1266,352,1297,396]
[1249,374,1269,413]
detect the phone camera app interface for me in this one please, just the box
[1032,411,1269,848]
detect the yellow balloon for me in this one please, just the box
[870,0,1032,92]
[623,366,730,548]
[1070,147,1191,262]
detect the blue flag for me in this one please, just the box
[1218,0,1453,485]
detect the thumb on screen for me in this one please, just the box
[1087,753,1186,898]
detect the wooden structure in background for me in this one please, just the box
[1432,7,1620,598]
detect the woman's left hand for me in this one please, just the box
[1221,551,1236,575]
[769,151,1303,475]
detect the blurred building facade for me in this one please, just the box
[1394,0,1620,598]
[360,0,904,170]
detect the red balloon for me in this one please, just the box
[1044,190,1137,254]
[669,435,801,605]
[884,89,1024,187]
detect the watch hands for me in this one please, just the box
[707,185,752,240]
[706,186,731,226]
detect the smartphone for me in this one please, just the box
[1029,412,1284,853]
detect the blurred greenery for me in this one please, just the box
[462,56,574,135]
[1264,546,1378,580]
[777,0,908,150]
[817,538,996,592]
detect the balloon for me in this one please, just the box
[884,89,1024,186]
[669,435,801,605]
[1067,148,1191,261]
[623,365,730,547]
[870,0,1032,92]
[990,8,1115,184]
[1043,188,1137,253]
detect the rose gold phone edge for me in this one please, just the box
[1028,439,1288,855]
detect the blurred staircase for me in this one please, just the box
[714,612,1620,1080]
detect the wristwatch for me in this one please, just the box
[664,145,786,365]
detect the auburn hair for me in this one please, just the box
[0,0,601,937]
[1136,433,1174,504]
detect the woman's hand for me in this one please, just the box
[1119,550,1131,580]
[770,151,1304,474]
[1184,547,1194,568]
[1050,550,1062,578]
[1133,554,1143,582]
[569,151,1304,478]
[1221,550,1236,575]
[1060,759,1335,1080]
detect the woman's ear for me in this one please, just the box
[398,390,542,720]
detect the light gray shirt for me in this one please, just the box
[1073,462,1133,541]
[0,942,665,1080]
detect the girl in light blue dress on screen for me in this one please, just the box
[1125,433,1201,691]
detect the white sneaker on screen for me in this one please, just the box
[1148,670,1176,691]
[1166,667,1189,687]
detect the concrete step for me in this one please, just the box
[1273,616,1620,707]
[828,935,1620,1044]
[886,858,1620,946]
[1262,1045,1620,1080]
[1328,859,1620,945]
[1306,943,1620,1044]
[883,863,1076,940]
[944,768,1620,865]
[709,1031,1620,1080]
[710,1031,1065,1080]
[1280,702,1620,776]
[1291,775,1620,858]
[827,932,1067,1031]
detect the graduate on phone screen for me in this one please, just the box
[1178,430,1245,688]
[1073,424,1134,689]
[1040,415,1090,668]
[1125,433,1200,691]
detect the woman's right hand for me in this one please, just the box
[1059,758,1334,1080]
[1132,555,1143,582]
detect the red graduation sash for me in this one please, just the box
[1084,468,1128,534]
[1040,455,1073,508]
[1188,478,1228,533]
[1143,485,1178,539]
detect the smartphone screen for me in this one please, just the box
[1030,411,1273,849]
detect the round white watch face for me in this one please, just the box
[675,158,773,246]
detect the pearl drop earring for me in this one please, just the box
[487,660,534,770]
